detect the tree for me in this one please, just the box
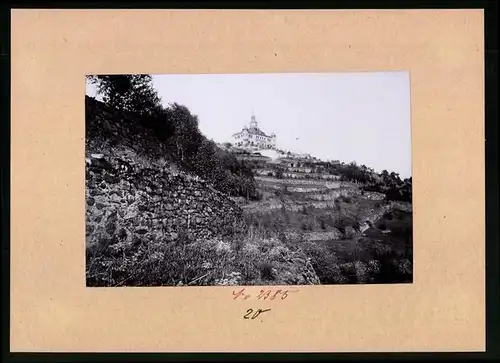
[192,139,218,180]
[87,75,132,110]
[129,75,162,115]
[87,74,260,200]
[88,74,161,115]
[166,103,203,165]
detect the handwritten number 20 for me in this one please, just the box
[243,308,271,320]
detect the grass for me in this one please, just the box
[240,188,413,285]
[87,210,412,287]
[87,162,413,286]
[87,224,313,286]
[250,174,413,285]
[259,261,275,280]
[243,193,366,237]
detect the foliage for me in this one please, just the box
[87,235,235,287]
[333,215,359,234]
[300,242,347,284]
[317,158,412,203]
[87,75,162,116]
[363,173,412,203]
[87,74,259,200]
[259,261,275,280]
[87,228,320,287]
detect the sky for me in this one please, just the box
[86,71,412,178]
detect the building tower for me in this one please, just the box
[249,111,258,129]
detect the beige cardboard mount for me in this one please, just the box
[10,9,485,352]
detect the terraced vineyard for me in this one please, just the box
[234,157,413,285]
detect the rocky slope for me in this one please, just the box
[235,159,413,284]
[86,150,247,256]
[85,98,321,286]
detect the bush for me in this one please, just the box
[86,237,235,287]
[301,242,347,284]
[391,224,411,238]
[259,261,275,280]
[337,195,352,204]
[334,215,357,234]
[339,262,358,284]
[370,245,413,284]
[333,200,342,211]
[87,76,259,201]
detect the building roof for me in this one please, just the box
[249,127,271,137]
[233,126,273,138]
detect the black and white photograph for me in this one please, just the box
[85,72,413,287]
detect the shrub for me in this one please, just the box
[253,190,263,201]
[353,261,370,283]
[234,237,244,255]
[86,79,259,201]
[87,238,217,287]
[259,261,275,280]
[339,262,358,284]
[301,242,346,284]
[277,229,288,244]
[369,245,412,284]
[337,195,352,204]
[334,215,357,234]
[391,224,412,238]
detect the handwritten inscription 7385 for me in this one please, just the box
[232,288,299,301]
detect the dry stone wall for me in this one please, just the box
[85,95,249,258]
[86,152,247,256]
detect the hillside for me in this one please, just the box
[238,168,412,284]
[85,95,320,286]
[85,74,413,286]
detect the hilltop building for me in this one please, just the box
[232,112,276,150]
